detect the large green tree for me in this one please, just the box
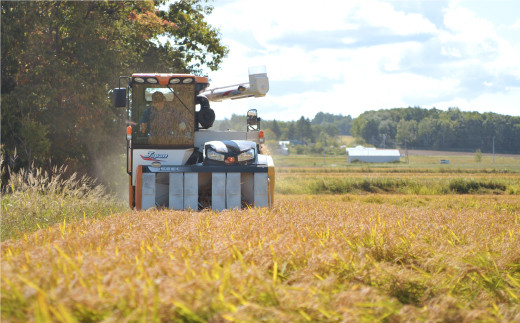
[352,107,520,153]
[295,116,314,143]
[1,0,227,183]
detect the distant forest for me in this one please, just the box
[215,112,353,144]
[351,107,520,154]
[217,107,520,154]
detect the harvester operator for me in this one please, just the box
[139,91,188,145]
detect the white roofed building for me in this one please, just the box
[346,146,401,163]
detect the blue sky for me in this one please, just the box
[202,0,520,121]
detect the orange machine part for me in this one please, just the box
[268,166,275,207]
[135,165,143,211]
[195,76,209,85]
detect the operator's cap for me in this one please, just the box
[152,91,166,103]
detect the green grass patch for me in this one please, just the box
[448,178,507,194]
[276,175,518,195]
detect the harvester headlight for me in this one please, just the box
[169,78,181,84]
[134,77,145,83]
[146,78,158,84]
[207,149,225,162]
[183,78,194,84]
[238,149,255,162]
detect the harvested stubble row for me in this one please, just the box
[2,195,520,322]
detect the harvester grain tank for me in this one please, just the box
[114,67,274,211]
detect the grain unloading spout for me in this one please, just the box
[203,66,269,102]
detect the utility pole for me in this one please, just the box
[322,136,326,166]
[405,139,409,164]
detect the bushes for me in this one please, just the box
[277,175,517,195]
[304,177,403,194]
[449,178,507,194]
[309,177,420,194]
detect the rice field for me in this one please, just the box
[2,153,520,322]
[2,194,520,322]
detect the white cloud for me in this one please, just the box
[201,0,520,120]
[354,0,437,35]
[444,3,496,39]
[511,19,520,30]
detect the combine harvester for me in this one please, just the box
[114,67,274,211]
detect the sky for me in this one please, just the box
[201,0,520,121]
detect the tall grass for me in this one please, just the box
[1,165,125,241]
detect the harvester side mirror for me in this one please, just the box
[247,109,260,131]
[114,88,127,108]
[247,109,258,124]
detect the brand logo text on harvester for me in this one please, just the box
[140,151,168,162]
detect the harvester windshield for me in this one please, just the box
[131,83,195,147]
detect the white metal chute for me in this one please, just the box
[253,173,269,207]
[183,173,199,210]
[169,173,184,210]
[141,173,156,210]
[203,66,269,102]
[226,173,241,209]
[212,173,226,211]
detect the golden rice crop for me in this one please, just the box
[2,194,519,322]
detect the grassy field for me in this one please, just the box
[273,151,520,171]
[274,151,520,196]
[2,151,520,322]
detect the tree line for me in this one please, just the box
[216,112,354,143]
[351,107,520,154]
[1,1,227,186]
[217,107,519,155]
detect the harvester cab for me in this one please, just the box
[114,67,274,211]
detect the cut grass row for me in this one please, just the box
[2,195,519,322]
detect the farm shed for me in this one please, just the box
[345,146,401,163]
[276,141,290,155]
